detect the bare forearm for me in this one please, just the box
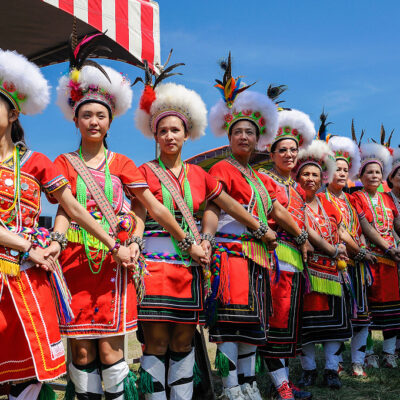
[0,226,30,252]
[202,203,221,235]
[308,227,335,256]
[339,227,360,256]
[131,199,146,237]
[360,217,390,251]
[53,206,71,235]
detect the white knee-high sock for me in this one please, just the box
[168,348,195,400]
[140,354,167,400]
[383,335,397,355]
[265,358,288,388]
[9,381,42,400]
[102,359,131,400]
[217,342,239,389]
[324,341,342,371]
[237,343,256,385]
[301,343,317,371]
[351,327,369,364]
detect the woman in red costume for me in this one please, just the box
[352,142,400,369]
[52,40,207,400]
[133,63,278,400]
[0,50,136,400]
[203,57,312,400]
[258,104,315,400]
[294,140,351,390]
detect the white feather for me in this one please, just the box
[328,136,361,180]
[360,142,392,180]
[56,65,132,120]
[135,82,207,140]
[0,49,50,115]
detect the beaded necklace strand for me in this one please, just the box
[77,147,113,274]
[364,190,390,236]
[306,197,334,244]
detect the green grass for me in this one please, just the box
[4,332,400,400]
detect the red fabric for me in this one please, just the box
[209,159,276,213]
[140,161,222,213]
[303,291,329,312]
[88,0,103,31]
[115,0,129,49]
[58,0,73,13]
[269,270,295,328]
[368,262,400,303]
[0,269,66,383]
[140,1,154,64]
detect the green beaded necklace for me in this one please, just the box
[158,157,194,265]
[77,147,114,274]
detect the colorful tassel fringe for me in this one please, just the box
[275,241,303,272]
[38,383,56,400]
[138,367,154,394]
[309,274,342,297]
[193,361,202,386]
[215,349,230,377]
[241,240,270,269]
[123,370,139,400]
[0,259,20,277]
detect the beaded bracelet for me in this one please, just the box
[108,240,121,255]
[50,231,68,251]
[332,244,340,259]
[21,243,33,262]
[200,233,216,248]
[251,221,269,240]
[177,233,195,252]
[126,236,145,252]
[294,229,309,245]
[384,246,394,256]
[354,248,367,262]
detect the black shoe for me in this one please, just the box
[323,369,342,389]
[297,369,317,388]
[289,381,313,399]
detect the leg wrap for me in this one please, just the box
[139,354,167,400]
[383,333,397,355]
[323,341,342,371]
[69,361,103,400]
[216,342,239,389]
[265,357,288,388]
[351,326,368,364]
[102,359,137,400]
[237,343,256,385]
[9,380,42,400]
[300,343,317,371]
[168,349,194,400]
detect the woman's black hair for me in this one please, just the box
[75,100,112,149]
[0,95,26,145]
[387,166,400,189]
[228,119,259,138]
[270,137,298,153]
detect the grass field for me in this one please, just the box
[2,332,400,400]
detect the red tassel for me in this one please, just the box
[217,252,231,305]
[140,85,156,113]
[117,231,129,242]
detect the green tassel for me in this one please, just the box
[138,367,154,394]
[215,349,230,377]
[366,332,374,352]
[38,383,56,400]
[255,352,266,375]
[193,361,202,386]
[64,379,75,400]
[123,370,139,400]
[309,275,342,297]
[276,241,303,271]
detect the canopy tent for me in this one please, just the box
[0,0,161,72]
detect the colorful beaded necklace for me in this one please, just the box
[363,190,390,236]
[76,147,113,274]
[306,197,334,244]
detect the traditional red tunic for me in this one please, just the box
[54,151,148,338]
[138,161,222,324]
[352,190,400,334]
[258,169,306,358]
[207,159,275,345]
[0,148,68,383]
[324,190,371,327]
[302,194,352,345]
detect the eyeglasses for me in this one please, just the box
[274,148,299,155]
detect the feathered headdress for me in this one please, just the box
[134,55,207,139]
[57,33,132,119]
[359,142,392,180]
[0,49,50,115]
[317,110,333,142]
[328,136,361,181]
[293,140,336,184]
[270,108,316,151]
[388,146,400,184]
[209,53,278,151]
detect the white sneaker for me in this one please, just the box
[364,354,379,368]
[240,382,263,400]
[382,353,398,368]
[220,385,246,400]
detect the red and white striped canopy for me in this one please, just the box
[0,0,160,71]
[43,0,160,71]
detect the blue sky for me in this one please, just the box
[17,0,400,214]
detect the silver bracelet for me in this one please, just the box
[50,231,68,251]
[354,248,367,262]
[200,233,216,248]
[251,221,269,240]
[177,233,195,252]
[126,235,145,252]
[294,229,308,245]
[332,244,339,259]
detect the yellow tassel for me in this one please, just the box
[67,228,107,250]
[70,68,80,82]
[310,275,342,297]
[242,241,270,269]
[0,259,20,276]
[275,241,303,271]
